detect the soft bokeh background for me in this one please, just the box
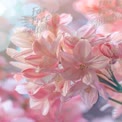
[0,0,122,122]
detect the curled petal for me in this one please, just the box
[22,68,48,79]
[100,43,119,58]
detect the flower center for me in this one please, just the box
[85,87,91,93]
[80,64,87,70]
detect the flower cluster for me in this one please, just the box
[74,0,122,33]
[7,9,122,120]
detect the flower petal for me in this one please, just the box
[22,68,48,79]
[61,52,76,68]
[73,40,92,62]
[88,55,108,69]
[61,68,82,81]
[25,55,42,66]
[60,14,72,25]
[66,81,83,99]
[77,25,96,39]
[81,84,98,109]
[83,70,98,85]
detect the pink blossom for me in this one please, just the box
[66,81,98,109]
[61,40,108,84]
[100,32,122,59]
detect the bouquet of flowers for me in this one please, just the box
[7,0,122,121]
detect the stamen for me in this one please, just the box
[80,64,87,70]
[85,87,91,93]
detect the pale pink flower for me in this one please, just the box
[74,0,122,25]
[6,27,35,70]
[100,32,122,59]
[61,40,108,85]
[16,82,61,116]
[73,0,122,34]
[66,81,98,109]
[22,35,61,79]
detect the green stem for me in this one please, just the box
[109,97,122,105]
[108,68,121,87]
[98,76,118,90]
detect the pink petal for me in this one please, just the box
[88,55,109,69]
[22,68,48,79]
[33,39,52,57]
[83,70,97,85]
[32,41,43,55]
[39,56,58,68]
[61,68,82,81]
[66,81,83,99]
[25,55,42,66]
[77,25,96,39]
[11,29,34,48]
[61,52,76,68]
[11,36,33,48]
[7,48,32,61]
[42,98,50,116]
[50,99,61,119]
[81,84,98,109]
[62,81,70,96]
[51,14,60,28]
[73,40,92,62]
[51,35,62,57]
[32,88,48,99]
[60,14,72,25]
[30,98,50,115]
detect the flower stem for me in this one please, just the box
[109,97,122,105]
[98,76,118,90]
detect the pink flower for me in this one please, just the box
[73,0,122,25]
[61,40,108,85]
[66,81,98,109]
[16,82,61,116]
[100,32,122,59]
